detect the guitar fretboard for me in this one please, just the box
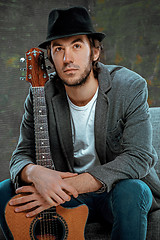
[32,87,54,170]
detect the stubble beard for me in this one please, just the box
[54,57,93,88]
[62,63,92,87]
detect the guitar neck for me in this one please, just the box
[32,86,55,170]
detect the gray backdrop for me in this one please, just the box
[0,0,160,182]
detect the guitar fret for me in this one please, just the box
[36,158,52,163]
[36,161,54,169]
[34,100,46,107]
[35,127,49,133]
[36,159,53,164]
[34,108,47,116]
[36,146,51,154]
[36,139,50,147]
[36,143,50,151]
[32,87,45,95]
[36,158,53,162]
[35,132,50,140]
[34,115,48,124]
[35,97,46,104]
[35,123,48,130]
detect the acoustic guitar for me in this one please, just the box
[5,48,88,240]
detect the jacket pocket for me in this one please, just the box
[106,119,124,153]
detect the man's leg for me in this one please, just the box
[52,179,153,240]
[110,179,153,240]
[84,179,152,240]
[0,179,15,239]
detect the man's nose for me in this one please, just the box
[63,48,73,63]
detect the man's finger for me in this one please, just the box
[25,204,55,218]
[14,200,39,213]
[60,171,78,179]
[16,185,35,194]
[9,194,34,206]
[52,189,71,203]
[62,183,78,198]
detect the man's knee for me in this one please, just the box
[0,179,15,212]
[111,179,153,213]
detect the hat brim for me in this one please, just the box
[38,32,106,49]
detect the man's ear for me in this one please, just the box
[92,40,101,61]
[47,45,52,63]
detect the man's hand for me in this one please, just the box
[9,185,53,218]
[24,165,78,206]
[9,164,78,217]
[63,172,103,194]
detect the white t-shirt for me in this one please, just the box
[67,88,101,173]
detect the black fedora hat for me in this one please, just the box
[38,6,106,49]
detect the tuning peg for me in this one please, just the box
[20,57,26,62]
[20,77,26,81]
[46,66,51,70]
[41,64,51,70]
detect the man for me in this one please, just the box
[0,6,160,240]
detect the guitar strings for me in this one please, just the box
[37,87,49,240]
[33,87,58,240]
[33,87,44,240]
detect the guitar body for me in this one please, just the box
[5,194,88,240]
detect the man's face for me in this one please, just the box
[50,35,99,87]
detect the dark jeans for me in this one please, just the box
[0,178,152,240]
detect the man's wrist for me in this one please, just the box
[20,163,35,183]
[94,178,107,193]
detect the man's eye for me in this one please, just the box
[74,44,81,49]
[55,47,62,52]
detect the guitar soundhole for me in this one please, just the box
[30,212,68,240]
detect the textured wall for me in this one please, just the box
[0,0,160,181]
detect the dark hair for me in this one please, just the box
[88,36,102,79]
[46,36,102,79]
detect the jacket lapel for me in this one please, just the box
[95,63,112,164]
[51,81,74,172]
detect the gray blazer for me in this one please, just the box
[10,63,160,210]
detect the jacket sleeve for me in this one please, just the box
[10,87,36,186]
[88,75,158,192]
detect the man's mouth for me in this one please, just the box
[63,64,80,73]
[64,68,78,73]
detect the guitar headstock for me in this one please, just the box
[25,48,49,87]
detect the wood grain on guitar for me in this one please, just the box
[5,48,88,240]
